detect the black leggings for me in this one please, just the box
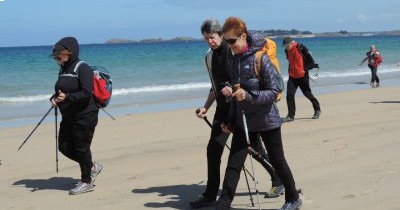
[369,65,380,84]
[286,76,320,118]
[203,110,281,200]
[59,111,98,183]
[219,127,298,203]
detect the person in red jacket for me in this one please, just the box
[282,37,321,123]
[360,45,382,88]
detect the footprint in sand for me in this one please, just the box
[342,194,356,199]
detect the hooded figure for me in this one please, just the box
[50,37,102,195]
[51,37,98,118]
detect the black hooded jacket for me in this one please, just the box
[52,37,98,118]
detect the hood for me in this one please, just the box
[243,30,266,56]
[53,37,79,65]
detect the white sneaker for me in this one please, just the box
[370,82,375,88]
[69,182,94,195]
[90,161,103,185]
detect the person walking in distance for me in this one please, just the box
[50,37,103,195]
[360,45,382,88]
[217,17,302,210]
[282,37,321,123]
[191,19,284,209]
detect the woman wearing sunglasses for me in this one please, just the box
[50,37,102,195]
[218,17,302,210]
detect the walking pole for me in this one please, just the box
[100,106,116,121]
[248,147,275,173]
[242,163,255,207]
[203,116,255,177]
[96,103,116,121]
[195,108,255,207]
[241,110,261,210]
[235,84,261,210]
[18,106,54,151]
[55,107,59,173]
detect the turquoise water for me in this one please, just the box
[1,36,399,128]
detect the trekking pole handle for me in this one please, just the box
[234,84,241,91]
[196,108,212,128]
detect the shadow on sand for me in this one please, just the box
[132,183,275,210]
[133,184,207,209]
[370,101,400,104]
[13,176,78,192]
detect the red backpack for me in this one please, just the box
[73,61,112,107]
[375,53,383,66]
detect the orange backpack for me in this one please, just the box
[254,38,284,102]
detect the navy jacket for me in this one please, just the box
[229,31,282,132]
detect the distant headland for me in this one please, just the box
[105,29,400,44]
[106,37,201,44]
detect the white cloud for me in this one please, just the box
[357,13,369,22]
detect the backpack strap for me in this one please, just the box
[254,51,264,80]
[58,61,86,78]
[297,43,320,77]
[73,61,86,74]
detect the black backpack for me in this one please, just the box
[297,43,319,76]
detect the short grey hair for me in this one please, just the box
[201,18,222,35]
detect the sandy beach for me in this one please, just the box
[1,86,400,210]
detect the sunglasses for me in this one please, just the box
[53,52,71,61]
[53,55,62,61]
[224,37,239,45]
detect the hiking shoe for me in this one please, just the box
[370,82,375,88]
[312,111,321,119]
[215,198,232,210]
[189,195,216,208]
[279,198,302,210]
[90,161,103,185]
[69,182,94,195]
[282,115,294,123]
[265,185,285,198]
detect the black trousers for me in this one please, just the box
[59,110,98,183]
[286,76,320,118]
[219,127,298,203]
[369,65,380,83]
[203,109,281,200]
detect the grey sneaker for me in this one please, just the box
[91,161,103,185]
[282,115,294,123]
[216,198,232,210]
[265,185,285,198]
[189,195,216,208]
[312,111,321,119]
[69,181,94,195]
[279,198,302,210]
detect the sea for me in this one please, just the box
[1,35,399,128]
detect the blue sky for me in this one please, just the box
[0,0,399,47]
